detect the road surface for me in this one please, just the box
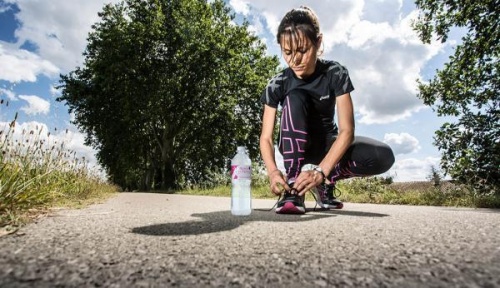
[1,193,499,287]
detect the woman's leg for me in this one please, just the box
[307,136,395,209]
[328,135,395,183]
[279,90,312,183]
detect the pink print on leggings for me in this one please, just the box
[280,97,307,180]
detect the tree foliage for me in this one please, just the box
[57,0,279,190]
[412,0,499,194]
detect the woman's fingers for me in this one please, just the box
[270,176,288,195]
[295,171,321,196]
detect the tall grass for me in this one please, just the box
[0,112,118,227]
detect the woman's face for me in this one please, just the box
[280,31,320,79]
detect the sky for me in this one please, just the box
[0,0,462,182]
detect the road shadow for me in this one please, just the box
[131,208,388,236]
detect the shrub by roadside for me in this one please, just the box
[0,114,118,229]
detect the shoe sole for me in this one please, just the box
[275,202,305,214]
[330,202,344,209]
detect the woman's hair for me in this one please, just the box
[277,6,321,50]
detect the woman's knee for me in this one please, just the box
[352,136,395,174]
[376,143,395,174]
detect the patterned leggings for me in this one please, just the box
[278,90,395,184]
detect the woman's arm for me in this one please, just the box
[260,105,289,195]
[319,92,355,176]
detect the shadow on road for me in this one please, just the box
[131,209,389,236]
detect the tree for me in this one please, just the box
[412,0,499,194]
[58,0,279,190]
[427,165,443,187]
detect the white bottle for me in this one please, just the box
[231,146,252,216]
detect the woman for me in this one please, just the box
[259,6,395,214]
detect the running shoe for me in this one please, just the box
[311,184,344,209]
[275,190,306,214]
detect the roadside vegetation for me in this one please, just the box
[1,109,497,231]
[0,112,118,229]
[178,165,500,209]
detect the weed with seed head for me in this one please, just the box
[0,109,118,227]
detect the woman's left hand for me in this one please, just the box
[293,170,324,196]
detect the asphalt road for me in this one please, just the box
[1,193,499,287]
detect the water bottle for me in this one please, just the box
[231,146,252,216]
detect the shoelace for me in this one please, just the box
[310,190,320,210]
[333,185,342,198]
[269,192,286,211]
[269,189,305,211]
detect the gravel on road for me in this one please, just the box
[1,193,499,287]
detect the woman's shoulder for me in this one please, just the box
[318,59,350,74]
[266,68,293,88]
[269,67,293,81]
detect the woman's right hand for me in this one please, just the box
[268,169,289,195]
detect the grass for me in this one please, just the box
[335,178,477,207]
[178,176,500,209]
[0,112,118,229]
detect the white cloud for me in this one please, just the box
[6,0,120,73]
[331,10,444,124]
[347,21,394,49]
[384,132,420,155]
[247,16,265,36]
[230,0,250,16]
[0,88,17,101]
[361,0,403,25]
[50,85,61,98]
[0,42,59,82]
[389,156,441,182]
[18,95,50,115]
[261,11,279,39]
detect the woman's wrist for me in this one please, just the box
[268,169,281,177]
[312,167,326,184]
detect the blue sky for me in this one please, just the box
[0,0,461,182]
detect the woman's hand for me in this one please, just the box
[268,169,289,195]
[293,169,324,196]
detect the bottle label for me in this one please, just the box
[231,165,251,180]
